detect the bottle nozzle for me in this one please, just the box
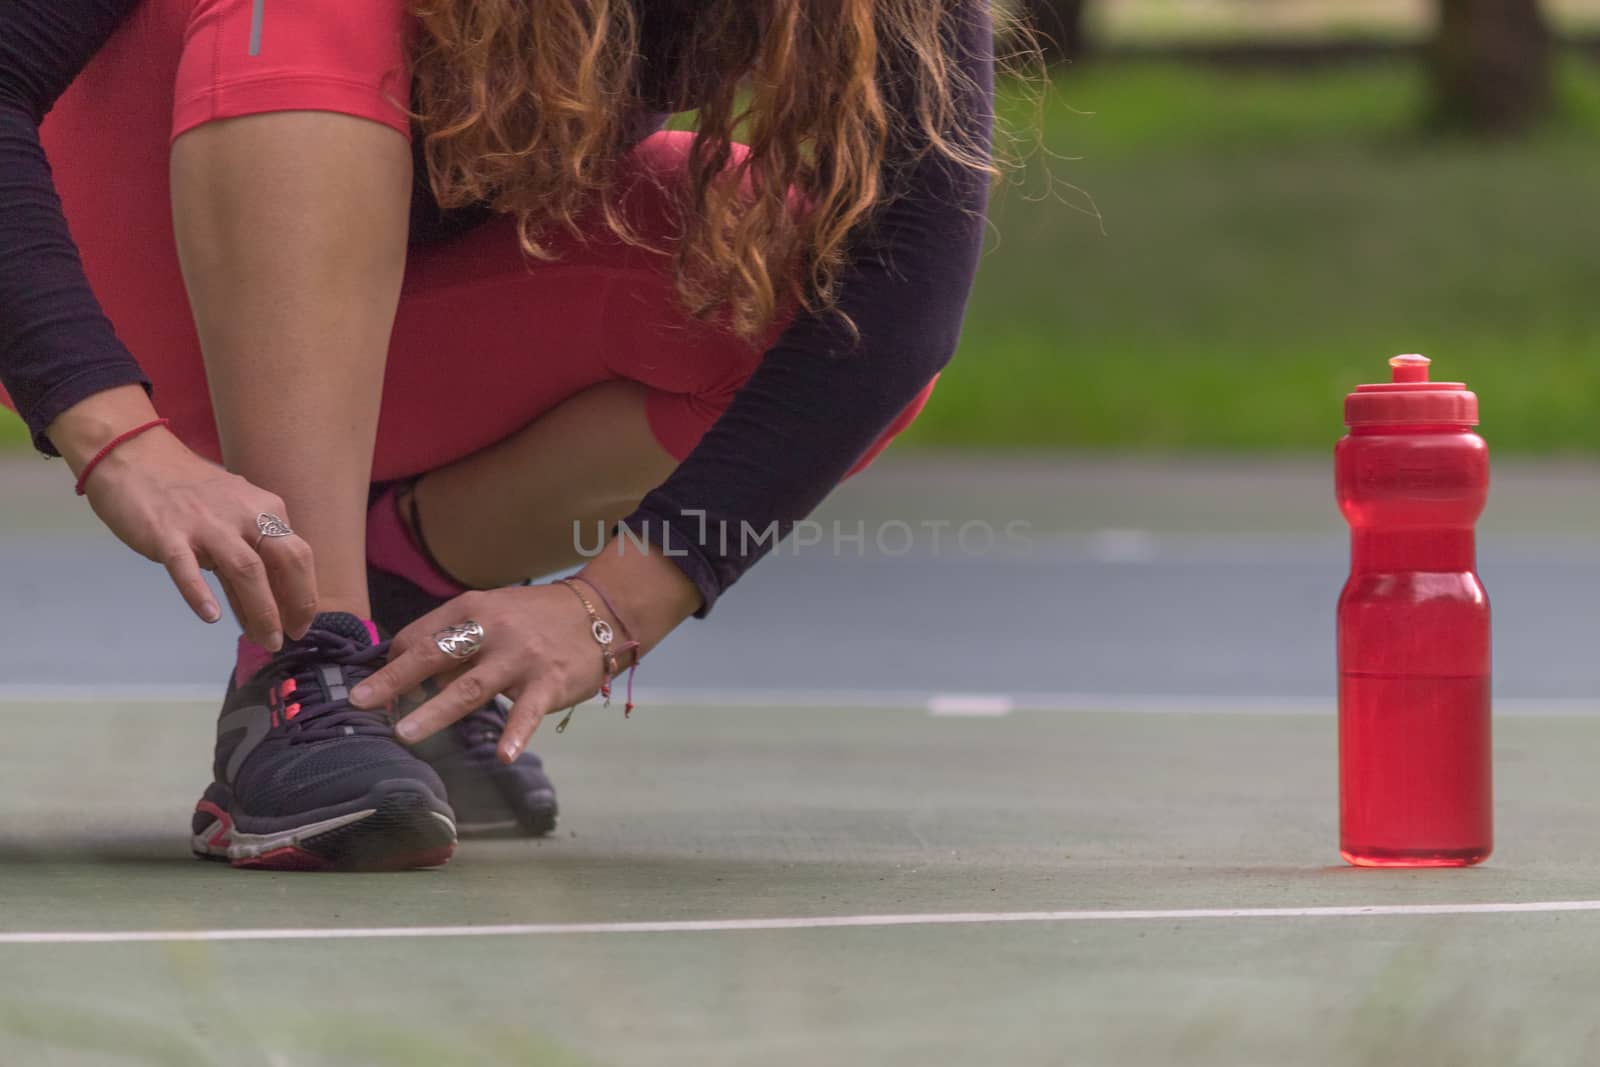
[1389,354,1431,383]
[1347,353,1475,427]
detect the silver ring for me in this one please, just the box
[434,620,485,661]
[253,512,293,550]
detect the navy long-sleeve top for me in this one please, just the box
[0,0,993,615]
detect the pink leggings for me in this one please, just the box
[23,0,932,482]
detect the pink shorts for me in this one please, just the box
[27,0,933,482]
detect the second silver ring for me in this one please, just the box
[434,620,486,661]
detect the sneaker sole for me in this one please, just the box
[193,784,457,872]
[458,793,558,839]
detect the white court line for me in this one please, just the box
[6,900,1600,946]
[927,694,1015,717]
[0,685,1595,717]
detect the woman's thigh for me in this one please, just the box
[382,130,938,483]
[377,132,780,481]
[33,25,932,483]
[32,19,765,479]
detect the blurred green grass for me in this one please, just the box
[7,57,1600,454]
[901,57,1600,453]
[1093,0,1600,43]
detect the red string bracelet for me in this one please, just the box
[73,418,170,497]
[569,574,642,716]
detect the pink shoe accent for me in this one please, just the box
[362,618,381,646]
[365,486,467,600]
[195,799,233,850]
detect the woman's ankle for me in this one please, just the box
[366,482,472,598]
[233,609,379,686]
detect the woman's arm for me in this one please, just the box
[349,3,996,757]
[619,0,995,617]
[0,0,329,647]
[0,0,151,456]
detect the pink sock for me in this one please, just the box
[234,636,274,688]
[366,485,469,600]
[234,616,381,688]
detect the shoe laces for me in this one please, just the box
[267,629,394,745]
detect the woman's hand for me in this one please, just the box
[351,544,702,762]
[352,584,616,761]
[49,386,318,650]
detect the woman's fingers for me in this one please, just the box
[259,534,319,641]
[351,636,453,710]
[205,530,284,651]
[78,432,324,646]
[354,596,483,708]
[393,664,513,745]
[161,542,222,623]
[348,585,609,759]
[387,595,481,659]
[499,688,555,763]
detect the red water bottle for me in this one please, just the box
[1335,354,1491,867]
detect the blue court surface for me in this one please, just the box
[3,455,1599,1065]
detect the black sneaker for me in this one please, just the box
[369,564,559,837]
[191,612,457,871]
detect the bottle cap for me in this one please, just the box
[1345,354,1478,428]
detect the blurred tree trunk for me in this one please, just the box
[1429,0,1553,135]
[1017,0,1089,63]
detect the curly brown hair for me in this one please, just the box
[401,0,1004,340]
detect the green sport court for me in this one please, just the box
[3,456,1599,1065]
